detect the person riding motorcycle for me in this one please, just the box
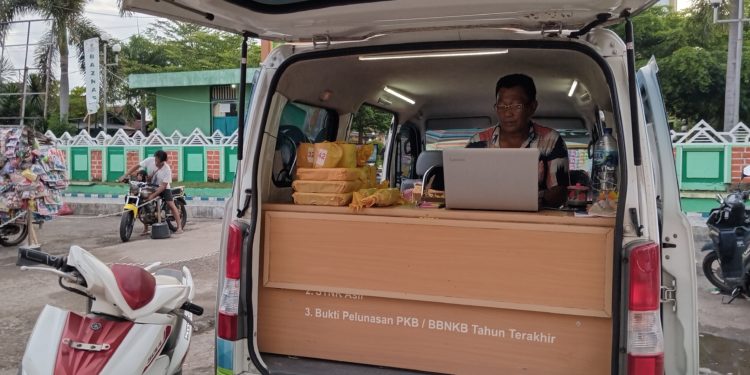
[120,150,184,234]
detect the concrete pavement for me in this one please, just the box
[0,216,221,375]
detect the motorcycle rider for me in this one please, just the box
[120,150,184,234]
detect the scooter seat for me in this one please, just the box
[110,264,156,310]
[155,274,182,286]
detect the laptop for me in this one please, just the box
[442,148,540,211]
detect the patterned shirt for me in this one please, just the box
[467,122,570,192]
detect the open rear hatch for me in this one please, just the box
[123,0,657,41]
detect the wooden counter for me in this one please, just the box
[263,203,616,227]
[258,203,615,374]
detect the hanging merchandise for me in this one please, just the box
[0,127,70,233]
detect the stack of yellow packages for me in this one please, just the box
[292,142,376,206]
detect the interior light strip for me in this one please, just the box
[568,80,578,97]
[359,50,508,61]
[384,86,415,105]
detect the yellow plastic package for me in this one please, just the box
[356,144,374,167]
[296,143,315,168]
[293,192,352,206]
[296,167,361,181]
[313,142,343,168]
[337,143,357,168]
[292,180,361,194]
[350,188,403,210]
[21,169,37,182]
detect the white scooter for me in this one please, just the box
[16,246,203,375]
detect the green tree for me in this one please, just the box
[106,20,262,130]
[0,0,100,124]
[611,2,750,128]
[351,105,393,144]
[660,47,726,125]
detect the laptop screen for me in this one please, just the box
[442,148,540,212]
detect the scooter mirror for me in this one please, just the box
[742,165,750,179]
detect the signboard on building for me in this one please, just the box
[83,38,100,115]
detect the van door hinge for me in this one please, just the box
[312,34,331,49]
[661,280,677,312]
[541,22,563,37]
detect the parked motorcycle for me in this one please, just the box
[16,245,203,374]
[702,165,750,302]
[1,212,46,247]
[0,216,28,247]
[120,179,187,242]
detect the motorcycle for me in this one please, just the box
[702,165,750,303]
[0,213,29,247]
[1,211,47,247]
[120,179,188,242]
[15,245,203,374]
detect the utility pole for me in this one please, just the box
[103,42,108,133]
[712,0,749,131]
[100,35,121,135]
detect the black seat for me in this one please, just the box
[401,150,443,191]
[273,125,311,187]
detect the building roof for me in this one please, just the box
[128,68,259,89]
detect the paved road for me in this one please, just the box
[692,224,750,375]
[0,215,220,375]
[0,214,747,374]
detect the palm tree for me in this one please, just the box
[0,0,100,124]
[0,55,13,84]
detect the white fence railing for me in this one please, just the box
[45,128,238,147]
[671,121,749,144]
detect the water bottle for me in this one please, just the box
[591,128,618,206]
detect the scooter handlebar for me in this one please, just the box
[17,247,66,269]
[180,302,204,316]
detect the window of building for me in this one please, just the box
[211,85,240,135]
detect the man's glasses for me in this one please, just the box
[494,103,525,112]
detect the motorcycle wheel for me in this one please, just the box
[166,202,187,232]
[702,251,733,294]
[0,223,28,247]
[120,211,135,242]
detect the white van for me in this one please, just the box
[125,1,699,374]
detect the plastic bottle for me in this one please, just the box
[591,128,619,207]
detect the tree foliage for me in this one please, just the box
[351,105,394,144]
[612,1,750,128]
[110,20,261,126]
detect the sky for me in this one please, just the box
[2,0,693,91]
[2,0,163,89]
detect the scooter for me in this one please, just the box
[702,165,750,303]
[16,245,203,374]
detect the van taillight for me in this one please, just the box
[627,242,664,375]
[218,222,242,340]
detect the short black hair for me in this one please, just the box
[495,74,536,103]
[137,169,148,180]
[154,150,168,162]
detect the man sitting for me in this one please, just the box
[121,150,184,234]
[468,73,570,207]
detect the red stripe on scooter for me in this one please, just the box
[142,325,173,373]
[54,312,133,375]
